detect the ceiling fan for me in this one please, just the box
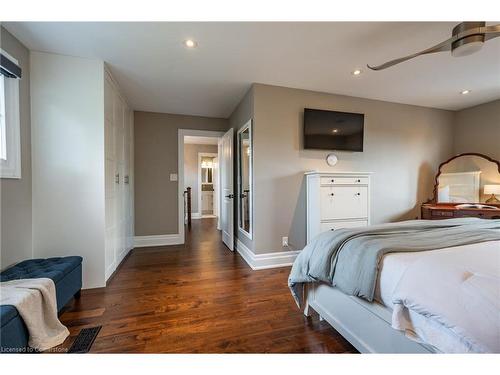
[367,22,500,71]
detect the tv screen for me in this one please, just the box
[303,108,364,151]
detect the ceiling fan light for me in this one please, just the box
[451,40,484,57]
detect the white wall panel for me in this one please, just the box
[30,52,105,288]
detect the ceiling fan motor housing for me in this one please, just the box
[451,21,486,57]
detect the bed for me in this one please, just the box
[289,218,500,353]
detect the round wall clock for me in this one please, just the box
[326,153,338,167]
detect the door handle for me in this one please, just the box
[225,194,234,199]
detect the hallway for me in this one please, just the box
[58,219,357,353]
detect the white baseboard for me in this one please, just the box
[134,233,183,247]
[105,261,117,281]
[105,246,133,281]
[189,213,216,220]
[235,239,300,270]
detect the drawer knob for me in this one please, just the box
[330,228,335,231]
[330,193,335,196]
[331,179,335,182]
[356,192,361,196]
[357,179,361,183]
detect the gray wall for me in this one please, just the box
[134,111,228,236]
[454,99,500,160]
[228,86,254,250]
[251,84,456,254]
[0,27,32,269]
[184,143,218,214]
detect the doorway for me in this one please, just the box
[198,152,218,218]
[183,137,219,221]
[177,129,233,249]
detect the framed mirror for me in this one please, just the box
[432,153,500,205]
[201,157,214,183]
[237,120,253,238]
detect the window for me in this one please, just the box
[0,51,21,179]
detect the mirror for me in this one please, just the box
[435,153,500,204]
[238,120,252,237]
[201,157,214,184]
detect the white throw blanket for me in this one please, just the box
[391,241,500,353]
[0,278,69,351]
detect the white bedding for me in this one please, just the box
[375,240,500,353]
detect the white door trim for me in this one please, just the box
[236,119,253,240]
[178,129,225,244]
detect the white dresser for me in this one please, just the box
[306,172,371,243]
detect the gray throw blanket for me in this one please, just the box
[288,218,500,306]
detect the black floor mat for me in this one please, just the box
[68,326,102,353]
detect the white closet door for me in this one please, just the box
[127,108,134,250]
[220,128,234,251]
[114,93,125,263]
[123,108,133,250]
[105,76,117,278]
[104,71,135,281]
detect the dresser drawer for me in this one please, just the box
[320,176,368,186]
[320,220,368,233]
[430,210,455,218]
[320,186,368,220]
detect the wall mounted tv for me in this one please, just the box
[303,108,364,151]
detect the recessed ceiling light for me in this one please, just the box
[352,69,362,76]
[460,89,471,95]
[332,129,338,133]
[184,39,197,48]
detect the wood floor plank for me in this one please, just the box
[57,219,357,353]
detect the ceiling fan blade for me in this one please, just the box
[484,24,500,41]
[368,24,500,71]
[367,37,453,71]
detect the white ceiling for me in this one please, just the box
[184,136,219,145]
[4,22,500,117]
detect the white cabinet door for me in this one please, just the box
[104,78,113,123]
[104,77,117,277]
[104,72,134,280]
[127,108,134,250]
[320,186,368,220]
[113,94,125,262]
[122,109,131,251]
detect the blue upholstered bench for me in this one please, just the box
[0,256,83,353]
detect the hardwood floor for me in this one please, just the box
[58,219,357,353]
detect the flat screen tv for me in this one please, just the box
[303,108,364,151]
